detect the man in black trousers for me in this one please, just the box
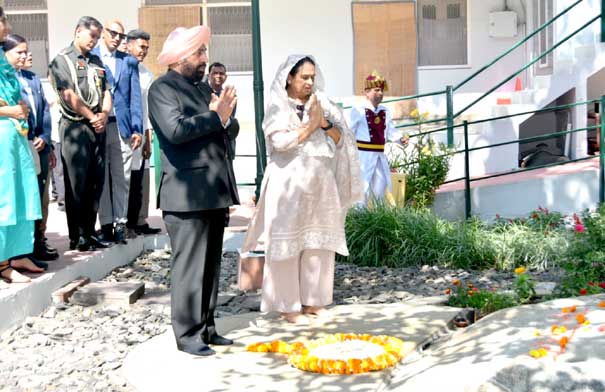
[148,25,239,357]
[49,16,112,251]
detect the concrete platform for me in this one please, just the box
[0,180,254,335]
[122,301,461,392]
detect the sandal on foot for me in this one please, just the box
[0,263,31,283]
[9,257,45,274]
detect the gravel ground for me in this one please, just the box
[0,249,564,391]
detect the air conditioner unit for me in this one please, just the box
[489,11,518,38]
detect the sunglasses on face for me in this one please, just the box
[106,29,126,40]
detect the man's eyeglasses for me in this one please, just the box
[106,29,126,40]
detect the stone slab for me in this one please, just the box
[51,276,91,303]
[71,282,145,306]
[123,302,460,392]
[387,294,605,391]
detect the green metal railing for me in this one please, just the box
[456,98,605,219]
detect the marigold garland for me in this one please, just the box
[246,333,405,375]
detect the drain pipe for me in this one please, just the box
[252,0,267,202]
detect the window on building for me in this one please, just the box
[141,0,252,73]
[3,1,49,77]
[418,0,468,67]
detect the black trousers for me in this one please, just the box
[60,118,106,242]
[34,150,50,244]
[163,208,226,347]
[127,163,144,227]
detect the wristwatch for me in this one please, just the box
[321,120,333,131]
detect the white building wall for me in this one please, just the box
[259,0,354,102]
[419,0,528,94]
[47,0,139,60]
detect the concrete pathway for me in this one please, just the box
[388,295,605,392]
[123,295,605,392]
[122,300,460,392]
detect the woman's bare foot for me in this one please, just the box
[302,306,330,317]
[0,264,32,283]
[280,312,310,324]
[10,258,44,274]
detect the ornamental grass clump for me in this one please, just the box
[343,204,570,270]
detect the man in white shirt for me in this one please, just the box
[125,29,161,235]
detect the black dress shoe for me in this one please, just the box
[135,224,161,235]
[204,334,234,346]
[33,244,59,261]
[114,224,128,245]
[177,342,216,357]
[98,224,115,242]
[87,235,110,249]
[42,239,58,254]
[69,239,78,250]
[76,237,93,252]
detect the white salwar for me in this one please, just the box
[348,102,402,204]
[243,55,363,313]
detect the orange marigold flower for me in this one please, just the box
[452,279,461,286]
[467,283,474,288]
[514,266,526,275]
[598,301,605,308]
[562,307,569,313]
[444,288,452,295]
[576,313,586,324]
[468,290,475,296]
[569,305,577,313]
[559,336,569,348]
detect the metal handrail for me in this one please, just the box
[340,89,446,110]
[454,14,601,118]
[454,0,584,92]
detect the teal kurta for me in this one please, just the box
[0,48,41,260]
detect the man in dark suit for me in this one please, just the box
[92,19,143,244]
[148,25,239,357]
[21,61,59,262]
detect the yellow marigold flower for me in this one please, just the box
[410,108,419,118]
[421,145,432,156]
[514,266,526,275]
[538,348,548,357]
[529,349,540,358]
[562,307,569,313]
[534,330,541,336]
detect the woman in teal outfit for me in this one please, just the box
[0,7,44,284]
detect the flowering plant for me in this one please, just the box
[388,109,452,208]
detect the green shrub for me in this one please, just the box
[342,204,570,270]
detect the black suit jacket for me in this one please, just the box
[148,69,240,212]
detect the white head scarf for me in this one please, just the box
[263,54,363,209]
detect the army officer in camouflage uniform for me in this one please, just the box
[49,16,112,252]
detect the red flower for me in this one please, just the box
[599,282,605,289]
[472,287,479,292]
[495,214,501,219]
[532,213,539,219]
[588,282,595,286]
[579,288,588,295]
[575,224,586,233]
[573,213,582,225]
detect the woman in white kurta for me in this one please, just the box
[243,55,363,323]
